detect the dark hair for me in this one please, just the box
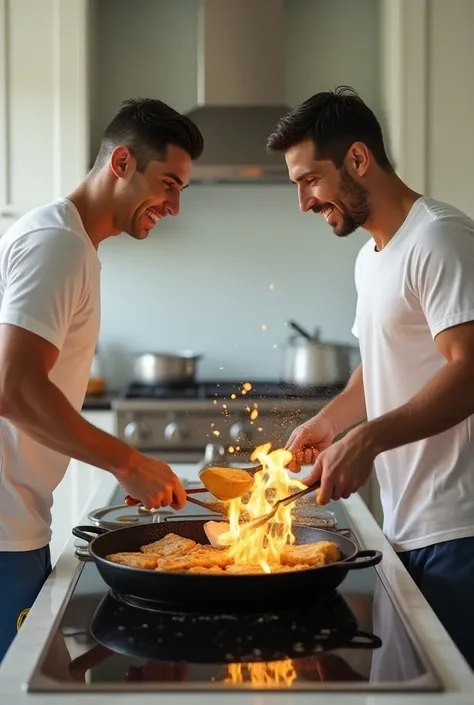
[93,98,204,172]
[267,86,392,171]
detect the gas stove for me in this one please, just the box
[112,380,346,462]
[118,380,347,401]
[26,488,442,694]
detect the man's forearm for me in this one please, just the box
[319,364,366,437]
[362,360,474,455]
[1,374,136,474]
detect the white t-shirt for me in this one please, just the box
[0,198,101,551]
[352,197,474,552]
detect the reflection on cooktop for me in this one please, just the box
[29,558,442,693]
[90,588,381,664]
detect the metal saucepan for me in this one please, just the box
[282,322,359,387]
[133,351,201,386]
[72,521,382,612]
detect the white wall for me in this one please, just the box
[285,0,381,110]
[91,0,379,388]
[98,185,368,385]
[427,0,474,218]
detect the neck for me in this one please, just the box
[363,171,422,251]
[67,173,121,249]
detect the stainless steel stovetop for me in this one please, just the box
[112,380,345,462]
[26,488,443,693]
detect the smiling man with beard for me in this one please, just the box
[0,98,203,664]
[267,86,474,668]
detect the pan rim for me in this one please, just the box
[84,520,358,579]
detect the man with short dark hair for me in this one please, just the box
[269,86,474,668]
[0,98,203,662]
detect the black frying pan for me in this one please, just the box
[72,520,382,612]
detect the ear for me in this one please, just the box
[109,146,135,179]
[346,142,370,177]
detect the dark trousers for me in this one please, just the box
[398,536,474,670]
[0,545,51,663]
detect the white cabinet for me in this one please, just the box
[381,0,474,217]
[66,410,116,524]
[0,0,89,234]
[50,409,116,565]
[357,472,383,527]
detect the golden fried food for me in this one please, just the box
[225,564,266,574]
[105,535,341,575]
[313,540,341,563]
[281,540,340,567]
[156,545,234,572]
[186,566,226,574]
[105,552,161,569]
[140,533,196,557]
[270,563,312,573]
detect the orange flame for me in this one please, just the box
[225,659,297,686]
[218,442,305,572]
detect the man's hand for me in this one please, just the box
[302,426,376,505]
[0,324,187,511]
[285,413,336,472]
[115,453,187,511]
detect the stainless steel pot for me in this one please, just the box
[133,351,201,386]
[282,322,357,386]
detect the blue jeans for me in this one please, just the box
[398,536,474,670]
[0,545,51,663]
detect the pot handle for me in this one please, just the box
[333,549,383,570]
[72,525,108,543]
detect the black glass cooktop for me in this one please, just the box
[27,498,442,693]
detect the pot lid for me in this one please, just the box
[87,503,178,530]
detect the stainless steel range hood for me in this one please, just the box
[187,0,291,183]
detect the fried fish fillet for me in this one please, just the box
[190,562,313,575]
[186,566,225,574]
[140,533,196,557]
[270,563,312,573]
[106,552,161,569]
[225,564,266,574]
[156,545,233,572]
[281,541,340,567]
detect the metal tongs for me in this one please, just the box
[204,481,321,547]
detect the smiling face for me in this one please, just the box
[285,139,371,238]
[110,144,192,239]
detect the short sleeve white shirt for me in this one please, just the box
[353,197,474,551]
[0,198,101,550]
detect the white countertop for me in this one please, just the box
[1,463,474,705]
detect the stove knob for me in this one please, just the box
[123,421,150,444]
[123,421,140,443]
[230,421,253,443]
[164,422,187,443]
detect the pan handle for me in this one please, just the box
[335,549,383,570]
[346,630,383,650]
[72,525,108,543]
